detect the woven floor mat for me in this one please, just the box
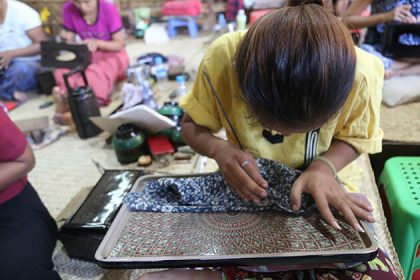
[53,242,160,280]
[381,101,420,143]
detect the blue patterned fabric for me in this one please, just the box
[361,44,395,69]
[124,158,315,214]
[373,0,420,46]
[0,59,40,101]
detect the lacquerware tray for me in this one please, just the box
[95,174,378,268]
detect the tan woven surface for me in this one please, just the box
[380,101,420,143]
[356,154,404,280]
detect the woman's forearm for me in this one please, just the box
[342,13,389,29]
[12,25,48,58]
[309,139,360,177]
[181,115,227,159]
[96,39,124,51]
[96,30,125,51]
[7,43,41,59]
[340,0,388,29]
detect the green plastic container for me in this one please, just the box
[112,124,146,164]
[157,102,185,145]
[379,157,420,280]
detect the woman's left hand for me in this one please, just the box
[290,161,374,232]
[83,39,100,52]
[0,51,14,69]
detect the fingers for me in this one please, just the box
[0,57,6,69]
[0,60,9,69]
[224,171,258,202]
[348,193,375,223]
[213,144,267,203]
[333,198,363,232]
[395,5,416,23]
[311,189,342,230]
[87,44,96,52]
[290,177,305,212]
[292,174,369,232]
[83,41,96,52]
[348,192,372,212]
[241,156,268,189]
[312,190,364,232]
[222,157,267,204]
[348,201,375,224]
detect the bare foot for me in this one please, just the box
[13,91,29,103]
[53,111,73,126]
[52,86,68,113]
[52,87,73,125]
[384,69,400,80]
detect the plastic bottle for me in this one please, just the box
[124,64,158,110]
[175,75,187,97]
[236,9,247,31]
[215,13,228,33]
[153,56,169,94]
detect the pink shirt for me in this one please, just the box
[62,0,123,41]
[0,109,28,204]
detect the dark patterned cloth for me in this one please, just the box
[124,158,315,214]
[226,0,244,22]
[221,249,398,279]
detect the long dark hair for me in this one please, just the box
[235,0,356,129]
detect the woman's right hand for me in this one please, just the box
[59,29,76,43]
[213,141,268,204]
[387,5,416,23]
[0,51,14,69]
[83,39,99,52]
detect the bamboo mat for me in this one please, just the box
[380,101,420,143]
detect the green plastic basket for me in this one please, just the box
[379,157,420,280]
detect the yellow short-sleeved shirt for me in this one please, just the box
[180,31,384,169]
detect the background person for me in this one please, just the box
[52,0,129,125]
[0,0,47,102]
[0,108,60,280]
[342,0,420,79]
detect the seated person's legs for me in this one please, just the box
[52,0,129,124]
[0,183,60,280]
[386,61,420,79]
[0,60,39,102]
[51,86,71,126]
[51,49,129,125]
